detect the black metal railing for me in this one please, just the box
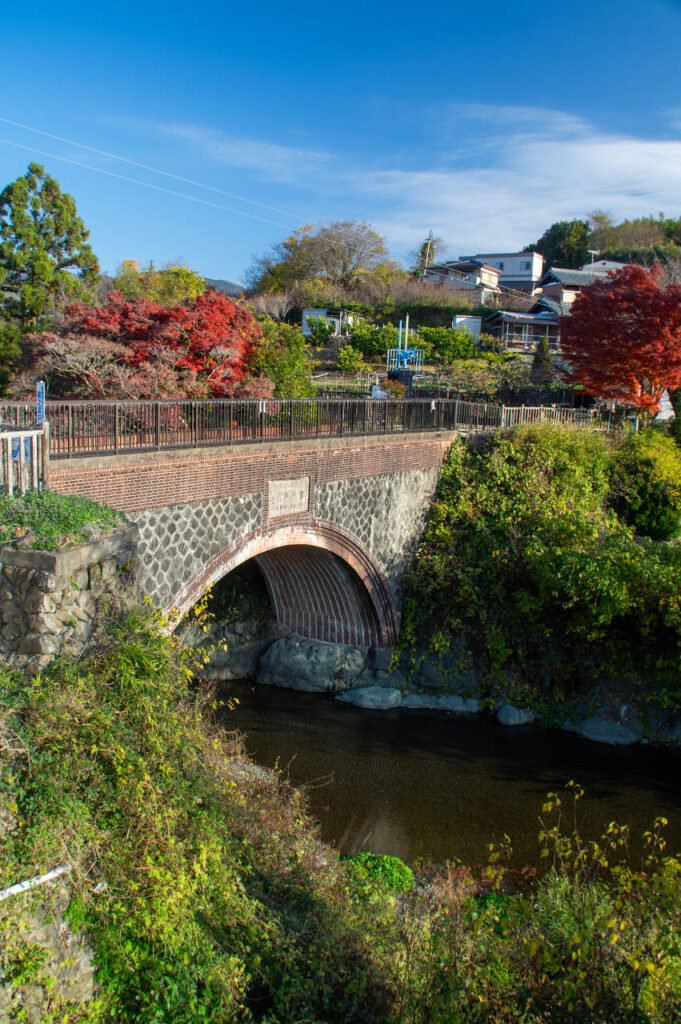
[0,398,616,459]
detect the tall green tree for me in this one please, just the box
[0,163,99,333]
[250,317,315,397]
[525,219,590,269]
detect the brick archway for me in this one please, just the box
[170,519,399,649]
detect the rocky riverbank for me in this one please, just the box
[196,626,681,751]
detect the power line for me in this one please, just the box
[0,136,295,230]
[0,116,306,223]
[0,117,382,259]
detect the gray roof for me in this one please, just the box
[484,309,559,326]
[539,267,610,287]
[530,296,571,316]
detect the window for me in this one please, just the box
[523,261,532,271]
[497,262,504,271]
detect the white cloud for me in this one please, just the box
[447,102,589,136]
[156,122,330,181]
[109,116,329,183]
[350,128,681,256]
[110,109,681,258]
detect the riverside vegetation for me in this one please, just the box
[403,424,681,720]
[2,609,681,1022]
[3,426,681,1021]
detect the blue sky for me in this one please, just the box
[3,0,681,283]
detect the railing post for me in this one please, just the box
[289,400,294,439]
[500,404,506,429]
[454,398,460,428]
[115,403,120,454]
[340,401,344,437]
[67,403,73,458]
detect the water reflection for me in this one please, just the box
[218,681,681,867]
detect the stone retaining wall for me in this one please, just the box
[0,525,138,675]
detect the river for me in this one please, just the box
[219,680,681,869]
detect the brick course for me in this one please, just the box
[48,432,457,514]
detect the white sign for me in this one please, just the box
[268,477,310,519]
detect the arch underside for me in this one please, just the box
[255,545,382,648]
[170,520,398,649]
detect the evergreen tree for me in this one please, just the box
[531,336,554,385]
[0,163,98,331]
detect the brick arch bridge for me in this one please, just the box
[172,520,398,649]
[48,430,458,653]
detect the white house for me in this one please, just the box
[467,251,544,293]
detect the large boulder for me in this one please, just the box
[257,635,366,692]
[337,686,402,709]
[496,703,535,727]
[574,712,643,746]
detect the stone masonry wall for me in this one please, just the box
[47,432,458,620]
[131,494,261,610]
[314,468,441,598]
[0,525,138,675]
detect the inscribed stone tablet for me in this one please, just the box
[268,477,310,518]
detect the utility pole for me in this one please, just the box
[422,230,434,278]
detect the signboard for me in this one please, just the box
[36,380,45,425]
[268,477,310,519]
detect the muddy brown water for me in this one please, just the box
[218,680,681,869]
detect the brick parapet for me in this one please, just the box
[47,431,458,514]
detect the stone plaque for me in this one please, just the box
[268,476,310,519]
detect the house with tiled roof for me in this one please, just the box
[537,266,614,308]
[423,258,501,304]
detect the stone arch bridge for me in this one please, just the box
[48,430,458,655]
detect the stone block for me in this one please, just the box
[439,695,481,713]
[71,569,88,590]
[23,590,56,615]
[88,562,102,587]
[19,633,58,656]
[101,557,118,582]
[28,613,65,635]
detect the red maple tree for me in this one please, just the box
[15,290,271,399]
[560,265,681,414]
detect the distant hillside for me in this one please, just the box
[204,277,244,297]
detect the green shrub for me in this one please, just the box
[337,344,367,374]
[349,318,398,358]
[610,430,681,539]
[416,326,477,363]
[345,852,414,900]
[0,490,123,549]
[403,425,681,705]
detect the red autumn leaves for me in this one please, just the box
[15,290,271,400]
[561,265,681,414]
